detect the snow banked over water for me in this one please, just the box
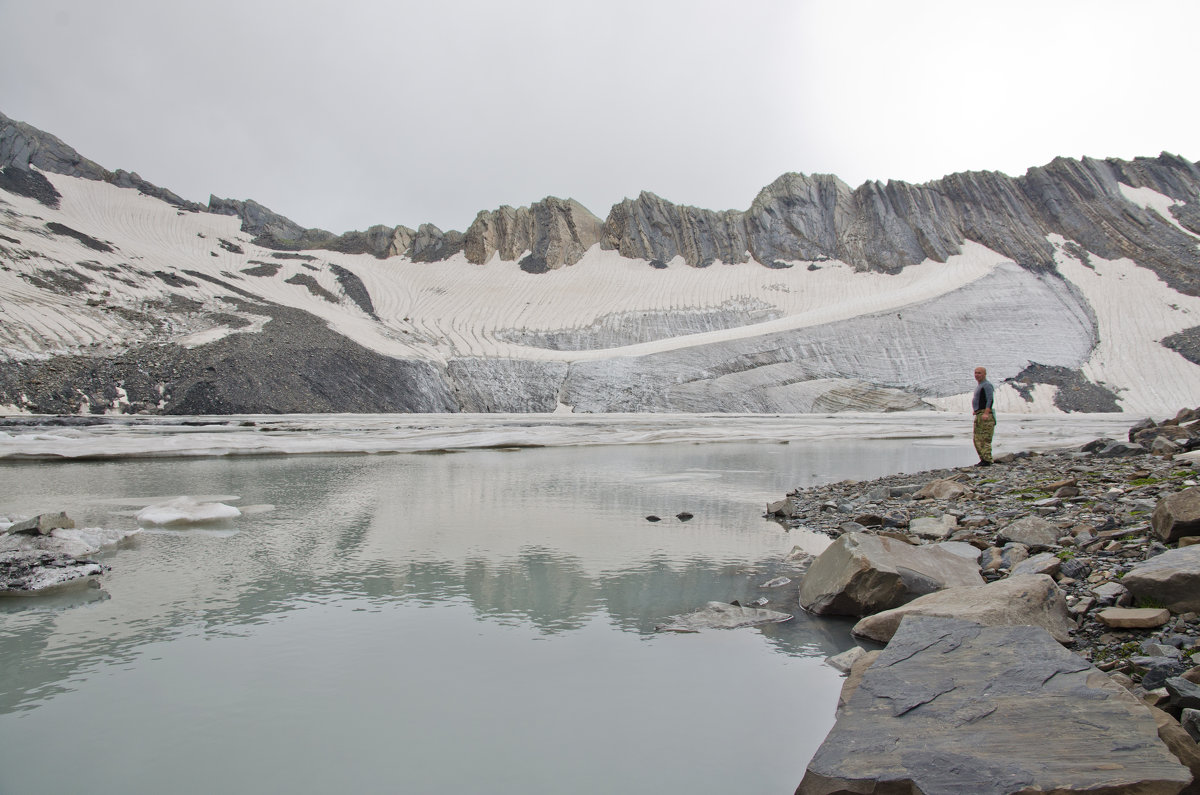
[2,171,1200,415]
[0,412,1135,461]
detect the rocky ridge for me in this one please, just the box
[4,110,1199,291]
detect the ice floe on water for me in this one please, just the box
[135,497,242,525]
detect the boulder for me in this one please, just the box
[1124,546,1200,613]
[825,646,866,674]
[981,542,1030,573]
[654,601,792,632]
[1097,607,1171,629]
[5,511,75,536]
[913,479,972,500]
[1010,551,1062,577]
[1166,677,1200,712]
[909,514,957,540]
[851,574,1075,644]
[1148,706,1200,795]
[797,616,1193,795]
[798,532,984,616]
[1092,580,1131,606]
[766,498,798,518]
[1094,441,1148,458]
[1153,488,1200,543]
[997,515,1060,551]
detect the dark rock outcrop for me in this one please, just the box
[0,164,61,208]
[0,303,458,415]
[0,110,203,211]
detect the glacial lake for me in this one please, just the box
[0,413,1132,794]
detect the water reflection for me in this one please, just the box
[0,434,989,793]
[0,439,941,720]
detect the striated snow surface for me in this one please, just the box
[2,171,1200,414]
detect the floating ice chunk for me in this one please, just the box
[136,497,242,525]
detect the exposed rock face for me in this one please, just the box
[797,616,1193,795]
[600,155,1200,296]
[850,573,1075,644]
[0,111,202,211]
[464,197,604,271]
[407,223,465,263]
[602,191,749,268]
[797,532,984,617]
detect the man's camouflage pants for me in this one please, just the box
[973,412,995,464]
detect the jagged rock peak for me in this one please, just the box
[598,153,1200,292]
[464,197,604,272]
[602,190,750,268]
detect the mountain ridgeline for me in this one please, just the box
[4,110,1199,293]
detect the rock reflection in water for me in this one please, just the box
[0,432,963,794]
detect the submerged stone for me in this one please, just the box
[654,601,792,632]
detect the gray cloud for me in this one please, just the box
[2,0,1196,235]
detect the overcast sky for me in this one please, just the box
[2,1,1197,234]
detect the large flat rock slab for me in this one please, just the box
[798,532,984,616]
[797,616,1192,795]
[850,573,1075,643]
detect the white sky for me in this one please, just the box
[2,0,1197,235]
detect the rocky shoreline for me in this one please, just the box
[768,409,1200,793]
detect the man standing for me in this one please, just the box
[972,366,995,466]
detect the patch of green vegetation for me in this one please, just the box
[1055,549,1076,561]
[1129,477,1162,486]
[1093,640,1144,663]
[1135,596,1166,609]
